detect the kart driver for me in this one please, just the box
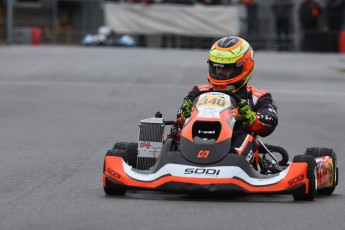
[176,36,278,167]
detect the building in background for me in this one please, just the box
[0,0,344,52]
[0,0,104,44]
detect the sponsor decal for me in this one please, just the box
[215,52,225,57]
[138,141,162,158]
[246,150,254,162]
[107,168,121,179]
[258,113,273,121]
[288,174,304,186]
[327,162,334,185]
[197,150,210,158]
[139,141,151,149]
[198,130,215,134]
[184,168,220,176]
[317,162,329,179]
[264,115,273,121]
[268,104,277,116]
[317,160,334,186]
[212,63,225,67]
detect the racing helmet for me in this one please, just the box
[208,36,254,92]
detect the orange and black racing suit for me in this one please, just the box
[176,84,278,165]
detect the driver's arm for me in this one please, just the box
[248,93,278,137]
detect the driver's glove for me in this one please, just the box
[181,99,193,120]
[238,99,256,126]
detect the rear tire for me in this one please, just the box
[108,142,138,168]
[305,147,337,195]
[292,155,317,201]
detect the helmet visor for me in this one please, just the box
[208,61,243,80]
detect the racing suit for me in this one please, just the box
[176,84,278,164]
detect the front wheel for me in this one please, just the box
[104,185,126,196]
[292,155,317,201]
[103,142,138,196]
[103,159,127,196]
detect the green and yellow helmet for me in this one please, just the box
[208,36,254,92]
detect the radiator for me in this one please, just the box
[137,117,165,170]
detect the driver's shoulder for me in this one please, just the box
[196,84,212,92]
[246,84,269,98]
[186,84,212,99]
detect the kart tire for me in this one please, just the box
[103,159,127,196]
[305,147,337,195]
[108,142,138,168]
[292,155,317,201]
[112,142,137,152]
[258,144,289,166]
[104,185,126,196]
[103,142,138,196]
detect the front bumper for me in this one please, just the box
[103,152,310,195]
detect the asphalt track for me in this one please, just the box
[0,46,344,230]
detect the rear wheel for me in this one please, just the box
[305,147,337,195]
[292,155,317,201]
[109,142,138,168]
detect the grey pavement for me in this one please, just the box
[0,46,344,230]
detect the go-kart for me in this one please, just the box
[103,91,338,201]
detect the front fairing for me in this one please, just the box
[180,92,238,164]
